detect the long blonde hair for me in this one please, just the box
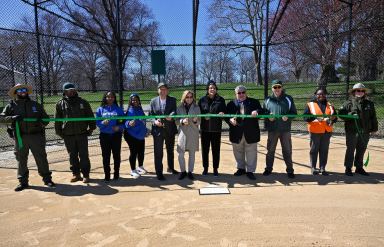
[180,90,195,104]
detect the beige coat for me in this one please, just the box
[176,103,201,152]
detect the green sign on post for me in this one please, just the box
[151,50,166,75]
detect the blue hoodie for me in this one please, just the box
[96,104,125,134]
[125,106,146,140]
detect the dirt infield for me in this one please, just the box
[0,133,383,247]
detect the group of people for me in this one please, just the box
[0,79,378,191]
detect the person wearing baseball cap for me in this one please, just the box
[54,82,96,183]
[0,83,55,191]
[339,83,378,176]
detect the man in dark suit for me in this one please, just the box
[226,85,264,180]
[150,82,179,180]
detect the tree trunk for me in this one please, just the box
[359,58,378,81]
[319,64,339,87]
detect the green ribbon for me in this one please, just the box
[15,121,23,149]
[15,113,358,149]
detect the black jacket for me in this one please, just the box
[225,97,264,144]
[0,98,49,135]
[198,94,226,132]
[339,97,378,134]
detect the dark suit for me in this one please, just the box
[150,96,177,176]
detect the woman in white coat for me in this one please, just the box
[177,90,201,180]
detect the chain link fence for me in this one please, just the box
[1,0,383,152]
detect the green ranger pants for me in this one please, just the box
[14,133,52,184]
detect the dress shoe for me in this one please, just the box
[263,169,272,176]
[14,183,29,192]
[345,168,353,176]
[187,172,194,180]
[178,172,187,180]
[234,169,246,176]
[83,177,90,183]
[355,167,369,176]
[70,174,82,183]
[202,168,208,175]
[213,168,219,177]
[246,172,256,180]
[157,174,166,181]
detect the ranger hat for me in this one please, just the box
[8,83,33,98]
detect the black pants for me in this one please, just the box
[344,132,370,169]
[309,132,331,169]
[99,132,122,178]
[124,132,145,170]
[265,131,294,173]
[153,133,175,176]
[64,134,91,177]
[201,131,222,169]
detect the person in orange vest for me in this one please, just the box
[303,88,337,175]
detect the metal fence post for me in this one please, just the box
[34,0,44,105]
[264,0,270,99]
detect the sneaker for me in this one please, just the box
[70,174,82,183]
[345,168,353,176]
[246,172,256,180]
[44,180,56,188]
[130,170,140,178]
[202,168,208,175]
[355,167,369,176]
[234,169,246,176]
[319,167,329,176]
[287,172,295,179]
[14,183,28,192]
[83,177,90,183]
[187,172,194,180]
[311,167,319,175]
[213,168,219,177]
[178,172,187,180]
[167,168,179,175]
[136,166,147,175]
[157,174,166,181]
[263,169,272,176]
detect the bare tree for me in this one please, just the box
[54,0,159,90]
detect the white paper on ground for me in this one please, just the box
[199,185,230,195]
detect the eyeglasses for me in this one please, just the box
[16,88,28,93]
[272,86,282,89]
[355,89,365,93]
[237,91,246,95]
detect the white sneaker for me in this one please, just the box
[130,170,140,178]
[136,166,147,175]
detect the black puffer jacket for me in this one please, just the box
[198,94,226,133]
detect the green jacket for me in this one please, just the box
[0,98,49,135]
[263,92,297,132]
[54,95,96,137]
[339,97,378,134]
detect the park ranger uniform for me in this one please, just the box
[0,85,52,188]
[54,86,96,181]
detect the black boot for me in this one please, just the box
[178,172,187,180]
[15,183,29,192]
[345,168,353,176]
[355,167,369,176]
[187,172,194,180]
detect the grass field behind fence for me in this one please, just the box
[1,81,383,150]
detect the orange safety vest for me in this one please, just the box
[307,101,335,133]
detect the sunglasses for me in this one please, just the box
[272,86,282,89]
[16,88,28,93]
[355,89,365,93]
[237,91,246,95]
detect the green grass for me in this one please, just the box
[2,80,384,118]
